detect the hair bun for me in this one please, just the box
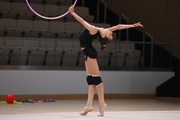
[101,45,106,51]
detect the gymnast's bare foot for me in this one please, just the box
[98,103,107,117]
[79,106,93,115]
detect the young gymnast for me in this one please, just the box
[69,5,143,116]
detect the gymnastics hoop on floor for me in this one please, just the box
[25,0,77,20]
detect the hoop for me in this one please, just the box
[25,0,77,20]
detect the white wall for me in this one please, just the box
[0,70,174,95]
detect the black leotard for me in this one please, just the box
[79,29,99,47]
[79,29,99,60]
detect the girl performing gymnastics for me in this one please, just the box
[69,5,143,116]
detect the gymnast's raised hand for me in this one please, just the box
[69,5,75,14]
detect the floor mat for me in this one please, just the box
[0,111,180,120]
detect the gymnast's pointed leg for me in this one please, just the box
[79,76,95,115]
[92,76,107,116]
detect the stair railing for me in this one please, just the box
[119,14,129,41]
[143,32,153,67]
[97,0,107,23]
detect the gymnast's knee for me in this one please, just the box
[92,76,102,86]
[86,75,94,85]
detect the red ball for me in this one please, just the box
[6,94,15,104]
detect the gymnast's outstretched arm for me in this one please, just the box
[109,22,143,32]
[69,5,97,35]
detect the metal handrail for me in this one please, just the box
[143,32,154,67]
[119,14,129,41]
[82,0,85,6]
[144,32,153,41]
[97,0,107,23]
[119,14,129,23]
[82,0,107,23]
